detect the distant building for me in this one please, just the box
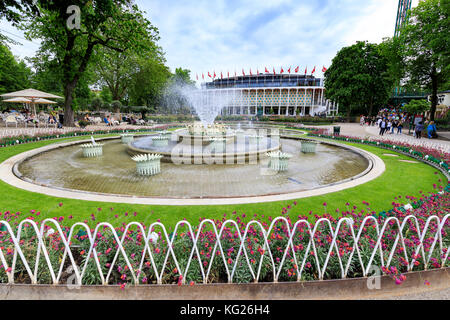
[201,73,337,117]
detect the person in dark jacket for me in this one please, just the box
[415,121,424,139]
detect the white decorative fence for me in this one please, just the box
[0,215,448,286]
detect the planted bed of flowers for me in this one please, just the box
[0,185,448,288]
[0,126,172,148]
[308,131,450,173]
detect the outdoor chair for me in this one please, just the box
[5,115,18,128]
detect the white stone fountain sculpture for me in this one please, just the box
[121,133,134,144]
[152,135,170,147]
[132,153,163,176]
[80,136,104,158]
[301,140,319,153]
[267,151,292,172]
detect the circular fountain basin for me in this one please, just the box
[16,137,371,199]
[128,130,281,164]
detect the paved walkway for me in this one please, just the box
[311,123,450,153]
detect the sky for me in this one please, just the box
[0,0,420,84]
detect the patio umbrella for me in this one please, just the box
[1,89,63,116]
[1,97,33,113]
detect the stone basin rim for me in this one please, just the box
[0,134,385,205]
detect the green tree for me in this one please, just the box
[397,0,449,121]
[403,99,430,115]
[21,1,161,126]
[0,0,38,44]
[173,67,195,86]
[128,57,171,113]
[324,41,394,119]
[0,43,32,95]
[90,96,103,111]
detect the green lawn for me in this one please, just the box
[0,133,446,227]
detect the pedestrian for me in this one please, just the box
[397,119,403,134]
[415,121,424,139]
[427,121,437,139]
[391,119,398,134]
[379,118,386,136]
[386,119,392,134]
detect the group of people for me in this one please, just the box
[376,117,405,136]
[413,120,437,139]
[360,106,439,139]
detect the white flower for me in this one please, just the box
[409,149,413,153]
[393,146,396,149]
[404,204,413,211]
[149,232,158,245]
[346,138,349,141]
[377,142,380,145]
[46,228,55,237]
[424,155,429,160]
[16,140,19,144]
[439,162,443,166]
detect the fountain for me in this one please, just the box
[121,133,134,144]
[152,135,170,147]
[267,151,293,172]
[132,154,163,176]
[80,136,103,158]
[301,140,319,153]
[209,137,227,153]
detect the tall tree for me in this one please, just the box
[93,44,165,108]
[0,0,39,44]
[21,1,160,126]
[128,57,171,114]
[324,41,393,119]
[397,0,449,121]
[0,43,32,95]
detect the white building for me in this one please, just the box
[201,74,338,117]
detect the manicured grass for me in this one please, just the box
[0,133,446,227]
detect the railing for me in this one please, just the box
[0,214,448,286]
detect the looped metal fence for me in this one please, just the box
[0,214,448,285]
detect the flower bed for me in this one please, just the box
[308,132,450,173]
[0,126,173,148]
[0,187,448,287]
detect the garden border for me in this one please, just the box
[0,268,448,300]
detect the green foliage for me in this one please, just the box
[403,99,430,115]
[324,41,394,118]
[0,43,32,96]
[20,0,162,126]
[397,0,449,120]
[173,67,195,86]
[128,58,171,112]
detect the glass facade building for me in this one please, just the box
[200,74,338,117]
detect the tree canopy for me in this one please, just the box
[403,99,430,115]
[397,0,449,120]
[20,0,162,126]
[324,41,394,118]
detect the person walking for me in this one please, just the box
[415,121,424,139]
[379,118,387,136]
[427,121,437,139]
[386,119,392,134]
[397,119,403,134]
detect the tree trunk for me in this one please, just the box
[346,105,351,122]
[63,83,76,127]
[430,67,437,121]
[368,97,373,117]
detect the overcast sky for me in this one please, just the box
[0,0,419,84]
